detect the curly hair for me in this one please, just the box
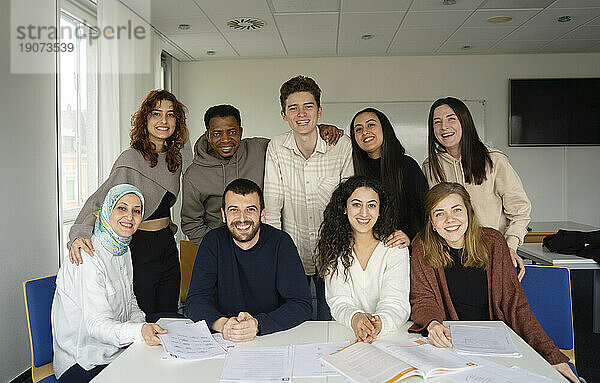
[279,75,321,111]
[316,175,396,281]
[130,89,189,172]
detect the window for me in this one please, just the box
[161,51,173,91]
[58,5,98,254]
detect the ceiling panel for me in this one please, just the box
[525,7,600,27]
[222,30,286,56]
[285,33,337,56]
[562,25,600,39]
[409,0,484,12]
[149,0,203,18]
[341,0,411,13]
[463,9,539,28]
[271,0,340,13]
[449,26,514,41]
[541,39,600,52]
[151,16,216,34]
[549,0,600,9]
[338,12,403,53]
[167,33,238,59]
[590,15,600,26]
[490,39,548,53]
[480,0,552,9]
[274,13,338,32]
[194,0,272,16]
[394,27,456,45]
[388,41,440,54]
[401,10,472,28]
[504,25,575,40]
[438,40,495,53]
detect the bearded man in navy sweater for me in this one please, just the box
[185,178,312,341]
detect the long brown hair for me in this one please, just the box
[418,182,488,269]
[426,97,492,185]
[130,90,189,172]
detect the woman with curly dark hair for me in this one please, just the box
[316,176,410,343]
[67,89,189,317]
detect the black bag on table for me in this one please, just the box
[543,229,600,263]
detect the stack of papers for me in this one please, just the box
[450,325,522,357]
[220,346,293,382]
[157,320,226,360]
[292,342,350,377]
[320,339,478,382]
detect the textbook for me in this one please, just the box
[321,338,478,382]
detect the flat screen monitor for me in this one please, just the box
[509,78,600,146]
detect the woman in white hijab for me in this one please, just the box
[52,184,166,383]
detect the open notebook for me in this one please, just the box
[321,338,478,382]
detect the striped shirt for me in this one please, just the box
[264,131,354,275]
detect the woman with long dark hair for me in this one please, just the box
[67,90,189,316]
[424,97,530,280]
[409,182,577,382]
[317,176,410,343]
[350,108,428,247]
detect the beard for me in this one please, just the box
[227,219,260,243]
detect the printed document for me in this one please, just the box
[220,345,292,382]
[292,341,350,377]
[450,325,522,357]
[157,320,226,360]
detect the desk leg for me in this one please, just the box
[594,270,600,334]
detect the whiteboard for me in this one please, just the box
[321,100,485,165]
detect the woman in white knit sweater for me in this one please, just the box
[316,176,410,342]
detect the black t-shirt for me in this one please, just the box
[445,247,489,321]
[147,191,174,220]
[363,155,428,239]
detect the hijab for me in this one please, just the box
[94,184,144,256]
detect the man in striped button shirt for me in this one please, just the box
[264,75,354,320]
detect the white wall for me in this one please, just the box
[179,53,600,227]
[0,3,60,382]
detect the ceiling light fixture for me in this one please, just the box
[226,17,266,31]
[461,45,472,50]
[361,34,374,40]
[206,50,216,56]
[442,0,457,5]
[178,24,191,30]
[557,15,572,23]
[486,16,513,23]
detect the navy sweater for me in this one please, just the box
[185,224,312,335]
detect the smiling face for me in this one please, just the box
[432,104,463,156]
[109,193,143,238]
[207,115,242,159]
[353,112,384,159]
[146,99,176,151]
[430,193,468,248]
[281,91,322,136]
[346,186,380,236]
[221,190,264,249]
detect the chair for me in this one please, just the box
[520,265,584,381]
[179,240,199,304]
[23,275,60,383]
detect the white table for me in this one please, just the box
[92,320,567,382]
[518,243,600,333]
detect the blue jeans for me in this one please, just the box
[307,274,332,321]
[58,363,106,383]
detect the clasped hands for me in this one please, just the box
[213,312,259,342]
[351,312,382,343]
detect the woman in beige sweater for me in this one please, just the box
[423,97,531,280]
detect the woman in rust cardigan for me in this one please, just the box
[409,182,577,383]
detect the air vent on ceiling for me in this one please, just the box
[226,17,266,31]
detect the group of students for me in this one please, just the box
[50,75,578,383]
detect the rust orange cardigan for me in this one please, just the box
[409,227,569,365]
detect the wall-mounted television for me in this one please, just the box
[509,78,600,146]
